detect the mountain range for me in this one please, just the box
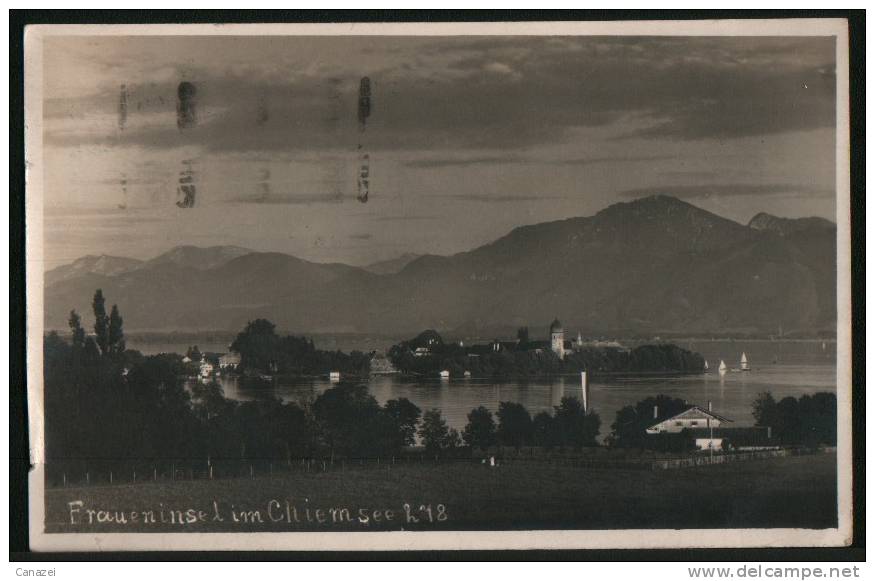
[43,196,837,338]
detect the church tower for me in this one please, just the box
[550,318,565,359]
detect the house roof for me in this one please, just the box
[648,406,733,429]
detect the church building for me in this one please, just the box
[550,318,565,359]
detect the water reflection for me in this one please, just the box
[194,363,836,436]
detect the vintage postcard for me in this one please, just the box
[24,19,852,551]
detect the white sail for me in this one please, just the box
[740,352,750,371]
[704,360,709,371]
[718,360,727,373]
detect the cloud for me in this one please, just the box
[404,154,673,169]
[373,215,439,222]
[438,194,572,203]
[620,184,835,200]
[227,193,345,205]
[42,36,836,155]
[403,155,528,168]
[553,155,674,166]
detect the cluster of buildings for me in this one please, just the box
[181,350,241,379]
[413,318,629,360]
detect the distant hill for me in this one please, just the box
[45,255,143,287]
[141,245,253,271]
[748,212,835,237]
[44,196,837,337]
[363,253,422,275]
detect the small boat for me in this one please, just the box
[329,371,341,382]
[718,360,728,375]
[439,370,450,379]
[740,352,750,372]
[463,370,472,378]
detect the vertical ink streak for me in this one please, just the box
[357,77,372,204]
[256,93,269,126]
[117,84,128,131]
[258,168,271,203]
[176,81,198,130]
[176,159,196,208]
[357,77,371,126]
[326,78,344,202]
[117,85,128,209]
[118,175,128,210]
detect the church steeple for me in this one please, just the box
[550,318,565,359]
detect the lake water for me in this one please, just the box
[149,339,838,435]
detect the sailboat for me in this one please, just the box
[718,360,728,375]
[704,360,710,373]
[740,352,750,372]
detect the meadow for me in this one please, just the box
[45,452,837,533]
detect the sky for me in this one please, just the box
[41,34,838,269]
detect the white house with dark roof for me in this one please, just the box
[646,405,732,450]
[646,405,731,434]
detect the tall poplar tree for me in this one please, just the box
[92,289,109,355]
[108,304,125,357]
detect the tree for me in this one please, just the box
[108,304,125,357]
[532,411,557,449]
[753,391,836,446]
[68,310,85,349]
[516,327,530,348]
[752,392,778,428]
[462,406,497,450]
[384,398,422,448]
[419,409,453,454]
[230,319,281,372]
[92,289,109,355]
[610,394,689,449]
[312,383,382,457]
[554,397,600,450]
[497,401,533,449]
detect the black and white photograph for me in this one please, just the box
[23,19,853,552]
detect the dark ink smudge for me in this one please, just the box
[357,77,371,204]
[176,81,198,130]
[176,159,197,208]
[117,84,128,131]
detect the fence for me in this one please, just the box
[45,446,831,489]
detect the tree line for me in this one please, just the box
[44,291,834,485]
[44,291,601,484]
[388,330,705,377]
[229,318,371,376]
[752,391,837,446]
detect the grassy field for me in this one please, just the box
[45,452,837,533]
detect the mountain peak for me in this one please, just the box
[363,253,423,275]
[45,254,142,286]
[147,245,253,270]
[748,213,835,236]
